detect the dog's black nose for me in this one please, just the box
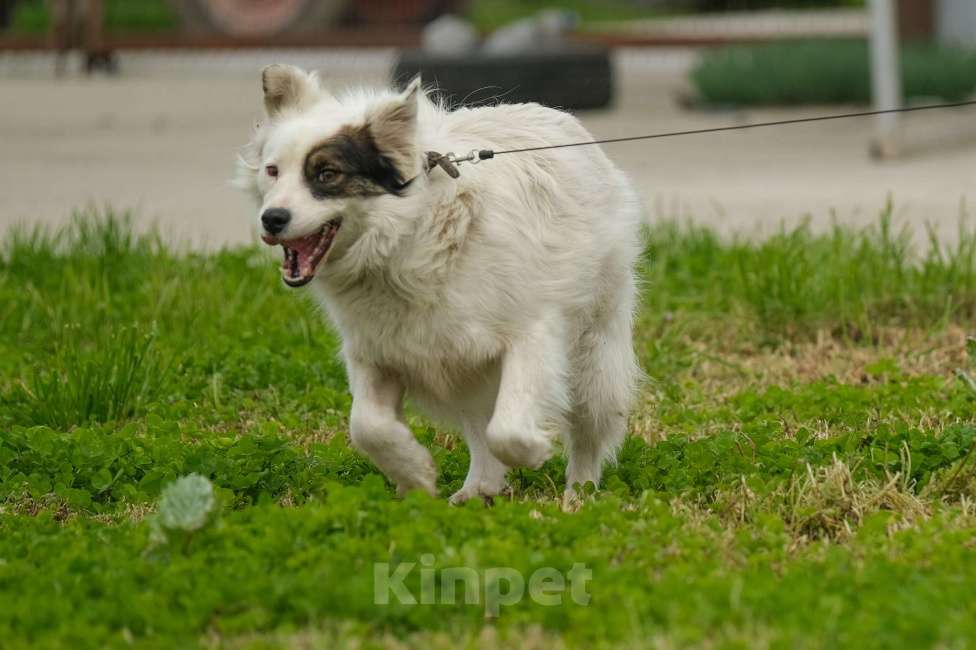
[261,208,291,236]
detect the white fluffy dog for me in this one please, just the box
[236,64,643,503]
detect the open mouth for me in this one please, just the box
[262,218,342,288]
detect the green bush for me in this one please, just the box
[694,0,864,9]
[9,0,177,34]
[691,39,976,105]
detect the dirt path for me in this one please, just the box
[2,48,974,248]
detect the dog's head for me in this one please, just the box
[236,64,423,287]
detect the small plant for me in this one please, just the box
[149,474,218,550]
[158,473,216,531]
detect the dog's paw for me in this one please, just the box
[449,481,510,506]
[561,483,599,512]
[561,488,584,512]
[486,428,553,469]
[394,455,438,498]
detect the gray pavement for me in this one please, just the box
[2,48,975,249]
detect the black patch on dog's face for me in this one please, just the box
[303,126,411,200]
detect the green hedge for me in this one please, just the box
[9,0,177,34]
[691,39,976,105]
[695,0,863,8]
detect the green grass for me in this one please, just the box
[3,208,976,648]
[642,210,976,338]
[691,39,976,106]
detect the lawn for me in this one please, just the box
[2,208,976,648]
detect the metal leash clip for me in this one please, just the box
[425,149,495,179]
[449,150,485,166]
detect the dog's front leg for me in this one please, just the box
[485,315,569,469]
[346,359,437,496]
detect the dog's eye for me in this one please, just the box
[265,165,278,178]
[316,168,338,184]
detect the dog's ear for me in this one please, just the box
[366,77,422,181]
[262,64,320,117]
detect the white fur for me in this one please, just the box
[236,66,644,503]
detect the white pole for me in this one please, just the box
[869,0,902,158]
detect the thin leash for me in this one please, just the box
[423,99,976,178]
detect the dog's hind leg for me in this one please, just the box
[565,289,639,501]
[450,417,510,504]
[485,314,570,469]
[346,359,437,496]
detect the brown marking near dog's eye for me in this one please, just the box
[303,125,411,200]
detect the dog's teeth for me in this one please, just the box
[275,221,341,288]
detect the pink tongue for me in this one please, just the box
[290,233,319,272]
[286,232,320,258]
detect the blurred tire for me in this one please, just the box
[349,0,468,25]
[169,0,348,35]
[0,0,15,30]
[394,47,613,111]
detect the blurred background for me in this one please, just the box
[1,0,974,247]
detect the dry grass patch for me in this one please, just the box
[633,325,974,442]
[0,494,154,524]
[669,325,968,397]
[783,457,928,544]
[697,456,931,549]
